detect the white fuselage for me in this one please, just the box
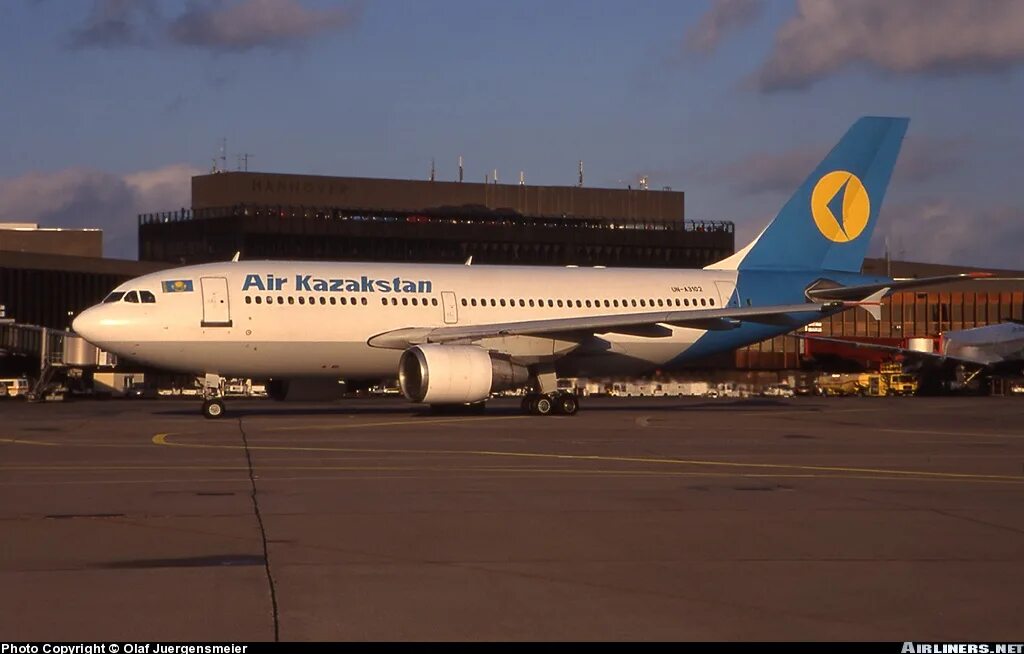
[73,261,742,379]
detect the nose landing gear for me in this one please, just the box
[202,397,226,419]
[200,373,226,419]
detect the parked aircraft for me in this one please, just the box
[74,117,968,418]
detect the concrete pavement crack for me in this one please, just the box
[238,417,280,641]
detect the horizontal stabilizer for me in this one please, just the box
[806,272,992,302]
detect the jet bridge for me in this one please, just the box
[0,322,116,400]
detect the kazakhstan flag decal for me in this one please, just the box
[161,279,194,293]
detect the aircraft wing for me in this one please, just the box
[797,334,998,366]
[805,272,993,302]
[368,302,839,349]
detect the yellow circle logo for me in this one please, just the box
[811,171,870,242]
[173,281,185,290]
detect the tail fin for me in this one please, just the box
[708,116,908,273]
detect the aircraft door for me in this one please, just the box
[200,277,233,327]
[714,280,740,308]
[441,291,458,324]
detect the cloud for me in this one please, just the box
[753,0,1024,91]
[0,164,200,259]
[66,0,360,52]
[684,0,764,54]
[878,200,1024,269]
[719,137,966,195]
[67,0,160,49]
[168,0,360,52]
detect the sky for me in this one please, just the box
[1,0,1023,265]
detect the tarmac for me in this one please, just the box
[1,395,1022,641]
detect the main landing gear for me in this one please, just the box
[521,391,579,416]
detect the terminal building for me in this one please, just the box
[138,172,734,268]
[0,224,164,330]
[740,258,1024,372]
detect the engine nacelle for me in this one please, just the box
[266,378,345,401]
[399,344,529,404]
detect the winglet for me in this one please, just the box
[464,256,473,266]
[231,251,241,262]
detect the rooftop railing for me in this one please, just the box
[139,205,734,234]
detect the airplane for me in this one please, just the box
[800,321,1024,385]
[72,116,969,419]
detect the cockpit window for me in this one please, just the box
[124,291,140,303]
[139,290,156,303]
[102,291,125,303]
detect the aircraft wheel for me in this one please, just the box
[202,398,226,419]
[533,395,554,416]
[554,393,579,416]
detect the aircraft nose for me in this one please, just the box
[72,307,101,343]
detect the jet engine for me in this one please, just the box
[398,344,529,404]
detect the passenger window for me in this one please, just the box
[288,297,294,304]
[361,298,367,305]
[298,297,305,305]
[124,291,140,303]
[278,297,285,305]
[266,296,272,304]
[657,299,664,307]
[631,299,637,307]
[340,297,347,305]
[330,297,336,305]
[319,297,326,305]
[391,298,398,306]
[604,300,610,308]
[640,300,646,307]
[255,297,262,305]
[140,291,156,303]
[528,299,534,307]
[500,299,506,307]
[461,298,467,306]
[102,291,125,303]
[700,298,707,306]
[412,298,419,306]
[710,298,715,306]
[471,299,477,307]
[557,300,563,308]
[575,300,582,308]
[613,300,619,307]
[245,296,252,304]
